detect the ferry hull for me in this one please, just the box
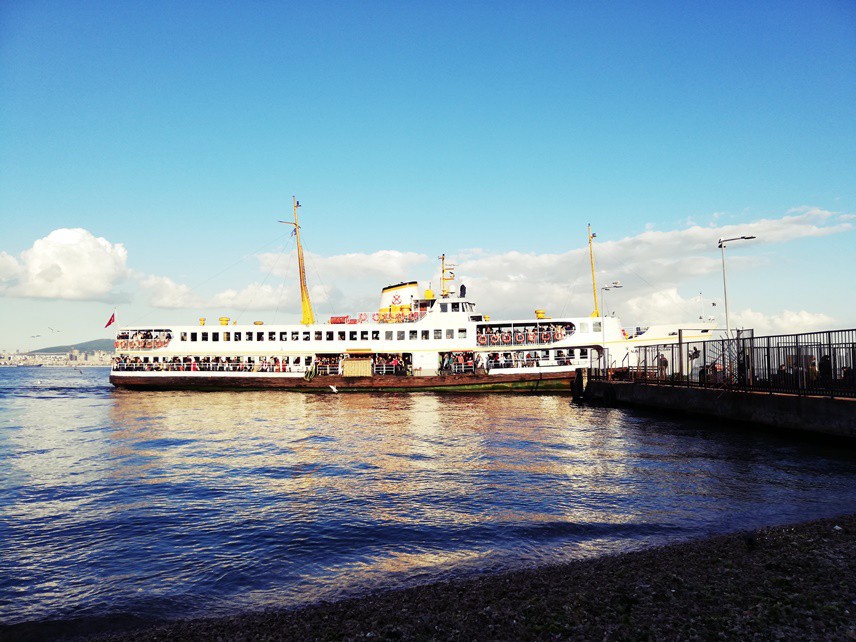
[109,370,575,393]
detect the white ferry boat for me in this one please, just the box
[110,200,715,392]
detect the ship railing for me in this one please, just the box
[374,365,408,375]
[438,363,476,374]
[611,327,856,399]
[316,365,341,376]
[476,329,570,348]
[486,356,564,369]
[111,360,311,374]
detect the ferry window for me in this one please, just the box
[579,348,588,359]
[409,330,417,340]
[234,332,241,342]
[302,331,310,341]
[223,332,230,341]
[280,332,288,341]
[397,330,405,340]
[593,322,602,332]
[452,302,460,312]
[181,332,187,341]
[446,329,454,339]
[201,332,209,341]
[440,303,447,312]
[579,323,589,333]
[246,332,253,341]
[371,331,379,340]
[421,330,429,340]
[212,333,219,342]
[326,331,334,341]
[350,330,358,341]
[190,332,197,342]
[257,332,265,341]
[292,331,299,341]
[294,357,301,365]
[360,331,368,341]
[434,329,442,339]
[315,331,323,341]
[385,331,393,340]
[458,328,467,339]
[269,331,276,341]
[338,331,346,341]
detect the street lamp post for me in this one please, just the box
[600,281,623,372]
[717,236,756,338]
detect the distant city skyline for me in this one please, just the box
[2,2,854,351]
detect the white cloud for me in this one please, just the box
[258,249,429,284]
[0,228,128,300]
[191,207,851,327]
[140,275,204,309]
[734,309,836,335]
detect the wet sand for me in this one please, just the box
[55,513,853,641]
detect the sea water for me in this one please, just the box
[2,366,855,632]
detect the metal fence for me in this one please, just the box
[612,328,856,399]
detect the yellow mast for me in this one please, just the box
[279,196,315,325]
[588,223,600,317]
[439,253,455,297]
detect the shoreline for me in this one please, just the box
[8,513,852,641]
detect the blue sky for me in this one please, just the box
[1,1,854,351]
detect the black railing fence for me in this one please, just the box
[608,328,856,399]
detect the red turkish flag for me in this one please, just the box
[104,312,116,328]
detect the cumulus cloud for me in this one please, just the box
[187,207,850,325]
[258,249,429,283]
[0,228,128,300]
[139,275,205,309]
[733,309,836,335]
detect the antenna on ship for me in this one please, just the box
[279,196,315,325]
[588,224,600,317]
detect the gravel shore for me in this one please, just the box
[12,514,856,641]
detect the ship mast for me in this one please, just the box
[588,223,600,317]
[280,196,315,325]
[439,253,455,297]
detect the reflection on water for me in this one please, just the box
[2,367,855,629]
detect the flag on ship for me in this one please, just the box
[105,311,116,328]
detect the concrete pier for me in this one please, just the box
[585,380,856,440]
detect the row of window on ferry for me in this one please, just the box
[175,328,471,343]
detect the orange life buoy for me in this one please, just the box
[119,340,128,350]
[144,340,153,349]
[130,340,139,350]
[410,312,418,321]
[490,335,500,345]
[114,340,120,348]
[155,340,164,349]
[477,334,487,345]
[372,313,379,321]
[514,332,524,343]
[501,332,511,344]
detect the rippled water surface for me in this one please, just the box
[2,367,855,631]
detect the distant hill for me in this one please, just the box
[30,339,115,354]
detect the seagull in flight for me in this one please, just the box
[48,327,60,333]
